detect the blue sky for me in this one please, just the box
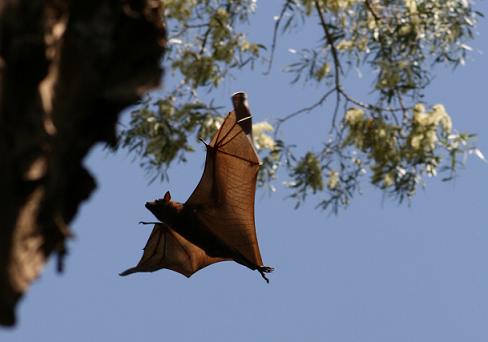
[2,1,488,341]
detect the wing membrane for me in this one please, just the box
[120,224,225,278]
[186,111,263,267]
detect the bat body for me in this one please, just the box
[121,92,273,282]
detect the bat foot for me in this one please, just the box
[260,266,274,273]
[258,266,274,283]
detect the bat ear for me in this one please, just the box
[163,191,171,202]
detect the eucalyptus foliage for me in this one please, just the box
[120,0,484,212]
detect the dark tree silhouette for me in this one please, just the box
[0,0,165,327]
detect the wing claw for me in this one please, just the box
[139,221,160,225]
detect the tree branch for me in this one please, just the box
[314,0,342,89]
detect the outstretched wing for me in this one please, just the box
[185,101,264,268]
[120,224,225,278]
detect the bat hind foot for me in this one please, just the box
[260,266,274,273]
[258,266,274,283]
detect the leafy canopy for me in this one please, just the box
[119,0,483,213]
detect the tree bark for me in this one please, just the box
[0,0,165,327]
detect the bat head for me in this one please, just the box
[231,91,247,108]
[145,191,180,224]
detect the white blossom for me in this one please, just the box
[253,121,275,150]
[327,170,339,190]
[345,108,364,125]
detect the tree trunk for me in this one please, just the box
[0,0,165,327]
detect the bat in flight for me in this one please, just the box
[120,92,273,282]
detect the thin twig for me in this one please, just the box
[264,1,290,75]
[364,0,381,21]
[396,91,408,121]
[329,89,342,134]
[314,0,342,87]
[314,0,346,134]
[199,26,211,55]
[275,88,336,135]
[338,87,412,113]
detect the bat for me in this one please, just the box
[120,92,273,282]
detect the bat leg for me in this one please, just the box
[257,266,274,283]
[139,221,161,225]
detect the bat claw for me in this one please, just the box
[138,221,160,225]
[258,266,274,283]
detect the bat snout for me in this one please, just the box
[145,201,157,209]
[145,198,166,210]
